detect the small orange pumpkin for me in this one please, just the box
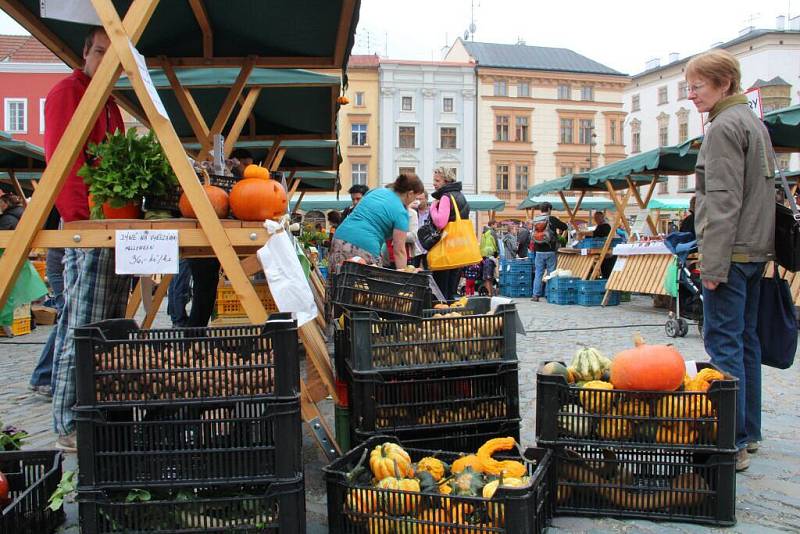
[337,95,350,105]
[229,169,288,222]
[178,170,229,218]
[610,334,685,391]
[243,164,271,181]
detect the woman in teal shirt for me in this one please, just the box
[330,173,424,272]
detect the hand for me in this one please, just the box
[702,279,719,291]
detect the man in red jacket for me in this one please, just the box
[48,27,132,452]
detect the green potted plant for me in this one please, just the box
[79,129,177,219]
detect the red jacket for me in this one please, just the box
[45,69,125,222]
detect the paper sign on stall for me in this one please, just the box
[127,40,170,120]
[745,87,763,119]
[41,0,102,25]
[115,230,179,275]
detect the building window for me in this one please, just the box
[631,94,640,111]
[619,122,624,145]
[678,176,688,191]
[580,85,594,101]
[440,127,457,149]
[658,86,668,105]
[494,80,507,97]
[659,180,668,194]
[518,82,530,97]
[659,124,669,147]
[39,98,46,134]
[399,126,416,149]
[515,116,529,142]
[401,96,413,111]
[610,119,617,144]
[515,165,529,191]
[399,166,416,176]
[352,163,368,185]
[632,131,641,153]
[678,120,689,143]
[496,115,510,141]
[443,97,454,112]
[560,166,574,177]
[557,84,571,100]
[579,119,595,145]
[4,98,27,133]
[559,118,573,144]
[496,164,509,190]
[354,92,365,107]
[677,81,688,100]
[351,123,367,146]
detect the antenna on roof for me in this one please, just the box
[464,0,478,41]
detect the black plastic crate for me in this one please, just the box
[345,361,519,434]
[553,445,735,526]
[75,397,301,489]
[536,362,737,451]
[74,315,300,408]
[144,173,238,215]
[324,435,552,534]
[332,262,432,318]
[78,476,305,533]
[0,450,64,534]
[352,419,522,453]
[341,304,517,372]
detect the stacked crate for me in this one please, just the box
[499,257,533,298]
[73,315,305,533]
[215,279,279,320]
[545,276,579,305]
[336,302,521,452]
[535,361,739,526]
[0,450,64,533]
[575,279,620,307]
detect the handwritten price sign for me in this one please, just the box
[115,230,179,275]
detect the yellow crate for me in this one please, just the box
[31,260,47,282]
[0,317,32,337]
[13,303,31,319]
[216,281,278,317]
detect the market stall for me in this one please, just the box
[646,196,691,233]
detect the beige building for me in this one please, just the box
[446,39,630,222]
[337,54,381,192]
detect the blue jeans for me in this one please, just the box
[533,251,556,298]
[30,248,65,388]
[167,259,191,327]
[702,262,764,450]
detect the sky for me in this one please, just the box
[0,0,795,75]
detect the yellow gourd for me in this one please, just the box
[451,454,484,474]
[369,442,413,481]
[476,437,526,477]
[414,508,449,534]
[656,424,698,445]
[345,488,379,517]
[376,476,420,515]
[416,457,446,481]
[597,409,632,440]
[655,394,713,419]
[578,380,615,414]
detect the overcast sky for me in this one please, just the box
[0,0,795,75]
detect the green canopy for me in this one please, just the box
[465,194,505,211]
[527,173,664,196]
[764,104,800,152]
[0,131,45,171]
[116,68,340,141]
[290,193,505,212]
[647,197,691,210]
[517,195,614,211]
[12,0,360,71]
[182,140,338,173]
[587,142,700,182]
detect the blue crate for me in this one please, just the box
[546,288,576,305]
[500,259,532,274]
[575,237,623,250]
[546,276,579,292]
[576,290,620,306]
[575,279,608,294]
[500,272,533,285]
[500,285,532,298]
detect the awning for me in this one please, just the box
[518,195,615,211]
[764,104,800,152]
[587,142,700,182]
[527,173,664,196]
[116,68,341,141]
[465,194,505,212]
[10,0,360,71]
[0,131,45,171]
[647,197,691,210]
[290,192,506,212]
[182,140,339,173]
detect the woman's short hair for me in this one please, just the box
[392,173,425,195]
[686,49,741,96]
[433,167,456,183]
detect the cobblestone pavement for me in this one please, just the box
[1,296,798,533]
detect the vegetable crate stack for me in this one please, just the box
[336,302,522,452]
[0,450,64,533]
[72,315,305,533]
[499,258,533,298]
[324,435,554,533]
[536,338,739,526]
[331,262,433,319]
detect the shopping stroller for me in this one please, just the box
[663,232,704,338]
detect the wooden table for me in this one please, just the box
[557,249,600,280]
[605,253,673,296]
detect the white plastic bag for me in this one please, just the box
[257,220,318,326]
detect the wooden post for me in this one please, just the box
[163,61,210,147]
[199,60,255,157]
[558,191,575,224]
[626,176,659,235]
[224,87,261,157]
[592,182,632,280]
[9,171,27,207]
[188,0,213,59]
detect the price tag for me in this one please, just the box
[41,0,102,25]
[581,248,588,256]
[128,40,170,120]
[115,230,179,275]
[745,87,763,119]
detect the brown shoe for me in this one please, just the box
[735,449,750,472]
[531,297,540,302]
[746,441,760,453]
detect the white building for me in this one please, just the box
[624,20,800,196]
[379,60,476,192]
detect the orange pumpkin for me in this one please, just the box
[178,170,229,218]
[243,164,270,181]
[610,334,685,391]
[337,95,350,105]
[229,173,288,222]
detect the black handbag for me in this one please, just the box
[417,219,442,250]
[757,264,797,369]
[774,163,800,271]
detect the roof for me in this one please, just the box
[750,76,792,88]
[0,35,62,63]
[0,131,45,171]
[348,54,380,68]
[459,39,625,76]
[633,29,800,79]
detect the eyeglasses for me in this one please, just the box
[686,83,706,94]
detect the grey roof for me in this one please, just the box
[750,76,792,88]
[461,40,625,76]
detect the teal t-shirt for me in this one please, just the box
[334,188,409,256]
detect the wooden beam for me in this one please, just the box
[9,171,26,207]
[263,139,283,167]
[0,0,156,310]
[91,0,267,324]
[268,148,287,171]
[333,0,357,68]
[163,60,210,145]
[209,60,255,136]
[180,133,330,143]
[142,274,171,328]
[591,185,632,280]
[224,88,261,157]
[125,279,143,318]
[291,191,306,215]
[574,190,586,214]
[557,192,574,224]
[626,176,659,235]
[188,0,213,59]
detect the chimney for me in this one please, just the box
[668,52,680,63]
[738,26,754,37]
[645,57,661,70]
[791,15,800,30]
[777,15,786,30]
